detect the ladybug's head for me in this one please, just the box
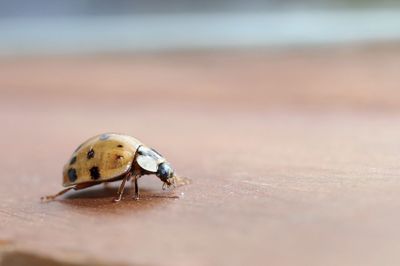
[156,162,174,186]
[136,146,175,186]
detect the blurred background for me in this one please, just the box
[1,0,400,55]
[1,0,400,111]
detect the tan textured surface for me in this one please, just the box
[1,47,400,266]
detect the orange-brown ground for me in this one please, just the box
[1,46,400,266]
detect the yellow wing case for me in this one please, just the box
[62,134,142,187]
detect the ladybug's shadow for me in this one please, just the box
[58,184,179,212]
[64,185,133,199]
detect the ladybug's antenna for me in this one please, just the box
[172,175,191,187]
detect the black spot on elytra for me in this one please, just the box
[115,155,124,160]
[117,144,123,148]
[69,156,77,165]
[90,166,101,180]
[68,168,78,182]
[87,149,95,159]
[99,134,110,141]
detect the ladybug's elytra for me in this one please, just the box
[42,133,181,202]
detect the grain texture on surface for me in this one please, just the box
[1,47,400,266]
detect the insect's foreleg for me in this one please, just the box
[131,175,140,200]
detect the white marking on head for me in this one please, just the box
[136,155,158,173]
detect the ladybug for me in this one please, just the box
[42,133,178,202]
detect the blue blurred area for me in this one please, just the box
[0,1,400,55]
[1,0,400,17]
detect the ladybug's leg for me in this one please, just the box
[132,175,140,200]
[41,187,74,201]
[113,173,131,202]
